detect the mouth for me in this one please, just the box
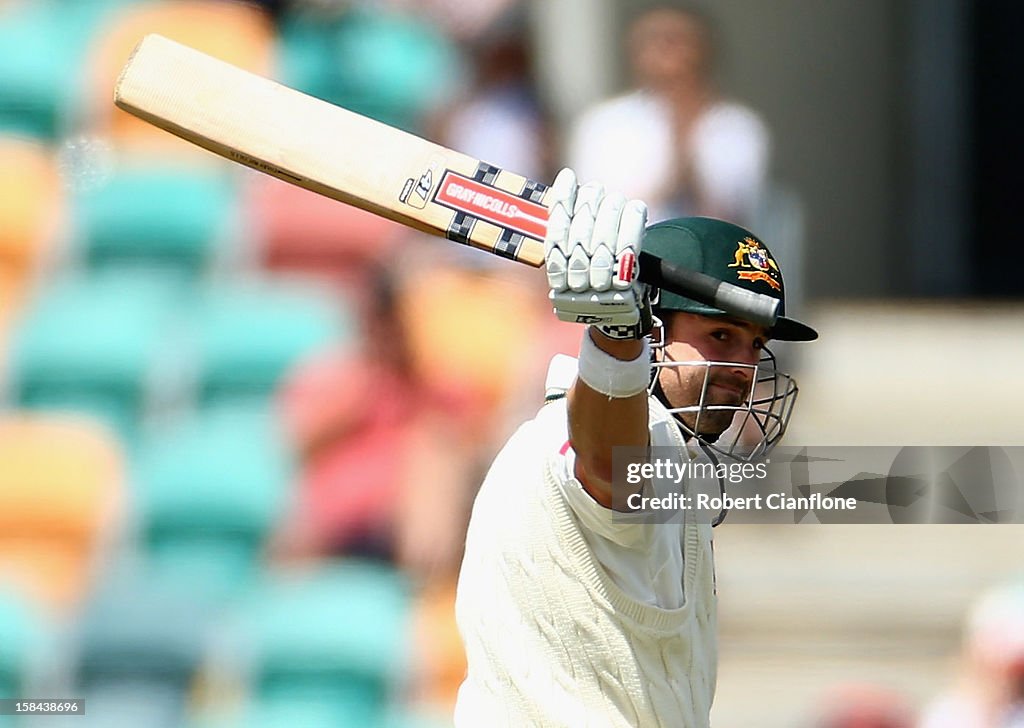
[708,381,745,399]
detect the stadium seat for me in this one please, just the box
[190,281,348,408]
[0,1,122,139]
[73,162,237,279]
[0,136,62,331]
[68,565,218,728]
[206,703,357,728]
[85,0,274,151]
[0,414,124,613]
[0,591,45,700]
[226,561,411,727]
[132,406,294,593]
[5,272,184,439]
[277,6,461,132]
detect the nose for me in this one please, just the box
[726,365,755,395]
[726,351,759,389]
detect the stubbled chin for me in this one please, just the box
[682,412,734,437]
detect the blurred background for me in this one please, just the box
[0,0,1022,726]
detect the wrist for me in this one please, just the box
[577,329,652,398]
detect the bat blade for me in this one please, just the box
[114,34,779,326]
[114,33,547,266]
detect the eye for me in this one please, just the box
[710,330,729,342]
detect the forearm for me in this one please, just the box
[567,328,650,507]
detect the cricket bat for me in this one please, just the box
[114,34,778,326]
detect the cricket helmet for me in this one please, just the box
[643,217,816,341]
[642,217,816,462]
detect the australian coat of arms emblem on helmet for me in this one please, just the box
[727,237,781,291]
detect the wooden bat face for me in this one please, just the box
[114,33,547,266]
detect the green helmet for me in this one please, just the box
[642,217,817,342]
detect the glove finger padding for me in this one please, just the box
[566,182,604,292]
[589,192,625,291]
[612,199,647,290]
[544,168,578,292]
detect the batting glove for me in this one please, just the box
[544,168,650,339]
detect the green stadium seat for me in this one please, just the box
[0,0,129,139]
[187,703,452,728]
[132,406,294,593]
[6,272,184,440]
[229,561,411,727]
[190,281,348,408]
[187,701,360,728]
[277,6,462,132]
[68,566,217,728]
[73,164,237,280]
[0,591,45,701]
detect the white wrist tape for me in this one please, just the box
[576,330,651,398]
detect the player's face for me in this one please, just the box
[656,313,766,436]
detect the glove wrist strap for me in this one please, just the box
[596,291,654,340]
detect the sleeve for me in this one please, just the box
[546,419,676,551]
[534,368,680,551]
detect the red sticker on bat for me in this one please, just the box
[618,252,636,282]
[434,171,549,240]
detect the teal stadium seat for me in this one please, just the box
[0,591,44,700]
[74,164,237,280]
[229,561,412,728]
[277,6,461,132]
[132,406,294,593]
[0,591,51,728]
[6,273,183,440]
[0,0,129,139]
[191,282,347,408]
[67,567,215,728]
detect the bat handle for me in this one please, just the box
[636,251,779,328]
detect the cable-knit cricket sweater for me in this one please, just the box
[454,394,718,728]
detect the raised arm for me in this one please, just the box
[544,169,652,508]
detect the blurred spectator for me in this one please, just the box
[269,265,478,721]
[271,267,474,584]
[415,0,522,42]
[813,682,915,728]
[919,582,1024,728]
[431,4,551,183]
[567,3,770,225]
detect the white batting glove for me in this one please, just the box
[544,168,649,339]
